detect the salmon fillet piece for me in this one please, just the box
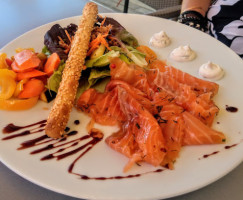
[147,68,219,126]
[106,87,167,171]
[149,59,219,96]
[77,87,125,126]
[110,57,154,99]
[160,115,185,169]
[182,111,226,145]
[152,96,185,169]
[76,58,226,171]
[106,80,152,111]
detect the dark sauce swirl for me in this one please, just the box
[1,120,165,180]
[226,105,238,113]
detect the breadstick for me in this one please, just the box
[45,3,98,138]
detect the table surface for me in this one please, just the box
[0,0,242,200]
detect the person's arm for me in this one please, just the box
[178,0,212,32]
[181,0,211,17]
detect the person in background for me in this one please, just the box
[178,0,243,59]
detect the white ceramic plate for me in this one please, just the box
[0,14,243,200]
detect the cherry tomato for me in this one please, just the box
[5,58,13,67]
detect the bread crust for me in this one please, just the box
[45,3,98,138]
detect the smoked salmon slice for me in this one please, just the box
[110,57,154,99]
[106,87,167,171]
[76,57,226,171]
[152,100,185,169]
[77,87,125,126]
[160,115,185,169]
[182,111,226,145]
[77,80,153,126]
[149,59,219,96]
[147,68,219,126]
[106,80,152,111]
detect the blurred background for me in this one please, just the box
[92,0,182,19]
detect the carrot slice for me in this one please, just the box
[16,69,47,81]
[44,53,61,76]
[14,49,41,71]
[87,33,111,56]
[18,79,45,99]
[11,60,39,73]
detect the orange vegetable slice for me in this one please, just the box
[0,96,38,110]
[0,53,9,69]
[15,47,35,53]
[16,69,47,81]
[11,61,34,73]
[13,79,28,97]
[18,79,45,99]
[44,53,61,76]
[14,49,41,71]
[0,76,16,100]
[5,58,13,67]
[0,68,16,79]
[0,70,17,100]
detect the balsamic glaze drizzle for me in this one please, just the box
[225,143,238,149]
[199,151,219,160]
[1,120,165,180]
[199,140,243,160]
[2,120,47,134]
[225,105,238,113]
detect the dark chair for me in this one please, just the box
[139,0,182,20]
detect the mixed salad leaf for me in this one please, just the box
[0,15,151,111]
[44,16,147,98]
[44,24,77,61]
[76,69,111,99]
[85,50,120,68]
[47,60,65,93]
[96,16,139,48]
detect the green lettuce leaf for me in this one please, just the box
[47,61,65,92]
[110,45,147,68]
[117,29,139,48]
[93,77,110,93]
[125,50,147,68]
[76,76,90,100]
[85,50,120,68]
[126,46,146,57]
[76,68,110,99]
[88,68,110,87]
[42,45,51,56]
[119,53,132,64]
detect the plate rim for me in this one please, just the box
[0,13,243,200]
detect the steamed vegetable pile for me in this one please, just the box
[0,48,61,110]
[0,16,149,111]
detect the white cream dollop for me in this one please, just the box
[170,45,196,62]
[199,61,224,80]
[149,31,171,48]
